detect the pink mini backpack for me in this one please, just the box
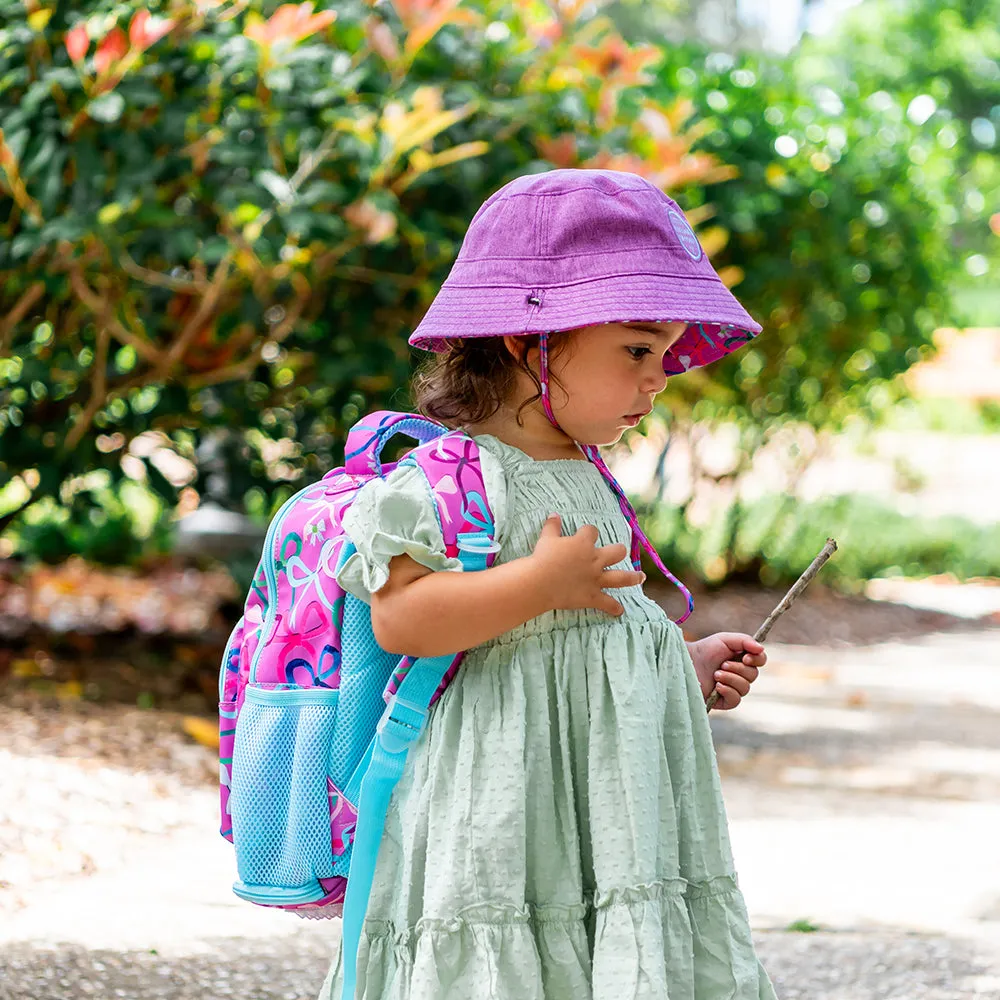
[218,411,499,1000]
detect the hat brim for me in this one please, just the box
[408,272,762,376]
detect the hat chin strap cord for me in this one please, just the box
[538,330,694,624]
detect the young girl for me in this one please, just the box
[320,169,777,999]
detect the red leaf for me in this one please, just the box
[65,24,89,64]
[129,10,176,50]
[95,26,128,75]
[129,10,149,48]
[246,2,337,46]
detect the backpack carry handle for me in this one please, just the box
[343,411,447,477]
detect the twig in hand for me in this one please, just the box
[706,538,838,712]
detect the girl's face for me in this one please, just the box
[530,321,687,446]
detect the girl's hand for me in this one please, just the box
[529,513,645,617]
[687,633,766,710]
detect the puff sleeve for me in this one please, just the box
[336,446,506,605]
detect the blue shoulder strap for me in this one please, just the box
[339,432,497,1000]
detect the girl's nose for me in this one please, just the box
[643,364,667,395]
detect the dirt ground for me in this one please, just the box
[3,584,1000,999]
[2,580,991,720]
[651,578,990,646]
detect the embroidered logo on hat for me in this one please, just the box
[667,208,703,261]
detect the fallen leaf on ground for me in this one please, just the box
[182,715,219,750]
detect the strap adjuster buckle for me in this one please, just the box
[456,532,501,554]
[376,696,427,754]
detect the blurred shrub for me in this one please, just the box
[645,492,1000,589]
[801,0,1000,322]
[878,396,1000,435]
[646,45,955,427]
[9,478,172,566]
[0,0,976,587]
[632,40,970,584]
[0,0,734,562]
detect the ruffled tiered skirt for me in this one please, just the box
[319,611,777,1000]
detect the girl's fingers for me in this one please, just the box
[719,634,766,667]
[727,651,766,670]
[601,569,646,589]
[717,632,762,653]
[539,513,563,538]
[715,670,751,697]
[596,542,628,566]
[598,594,625,617]
[723,660,760,682]
[714,683,740,710]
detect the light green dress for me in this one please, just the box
[319,434,777,1000]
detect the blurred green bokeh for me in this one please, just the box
[0,0,996,585]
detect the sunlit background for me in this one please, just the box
[1,0,999,996]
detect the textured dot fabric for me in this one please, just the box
[319,434,777,1000]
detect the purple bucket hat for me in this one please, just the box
[408,168,762,376]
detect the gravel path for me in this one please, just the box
[2,930,998,1000]
[4,627,1000,998]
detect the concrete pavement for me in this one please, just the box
[3,626,999,997]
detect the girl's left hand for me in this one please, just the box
[686,633,767,710]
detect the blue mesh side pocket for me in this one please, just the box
[230,686,339,906]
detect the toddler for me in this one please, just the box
[321,169,776,1000]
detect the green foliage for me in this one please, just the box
[8,477,172,565]
[876,396,1000,435]
[786,919,821,934]
[0,0,988,587]
[636,34,984,588]
[651,47,953,431]
[0,0,728,562]
[802,0,1000,320]
[644,491,1000,589]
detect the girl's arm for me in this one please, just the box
[370,514,644,657]
[371,553,552,656]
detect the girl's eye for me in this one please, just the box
[626,346,653,360]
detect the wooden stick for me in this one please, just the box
[705,538,838,712]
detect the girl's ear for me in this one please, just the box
[503,335,530,364]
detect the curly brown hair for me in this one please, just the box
[411,333,569,429]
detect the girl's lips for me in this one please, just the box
[623,414,642,426]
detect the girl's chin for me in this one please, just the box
[558,420,629,447]
[579,429,627,447]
